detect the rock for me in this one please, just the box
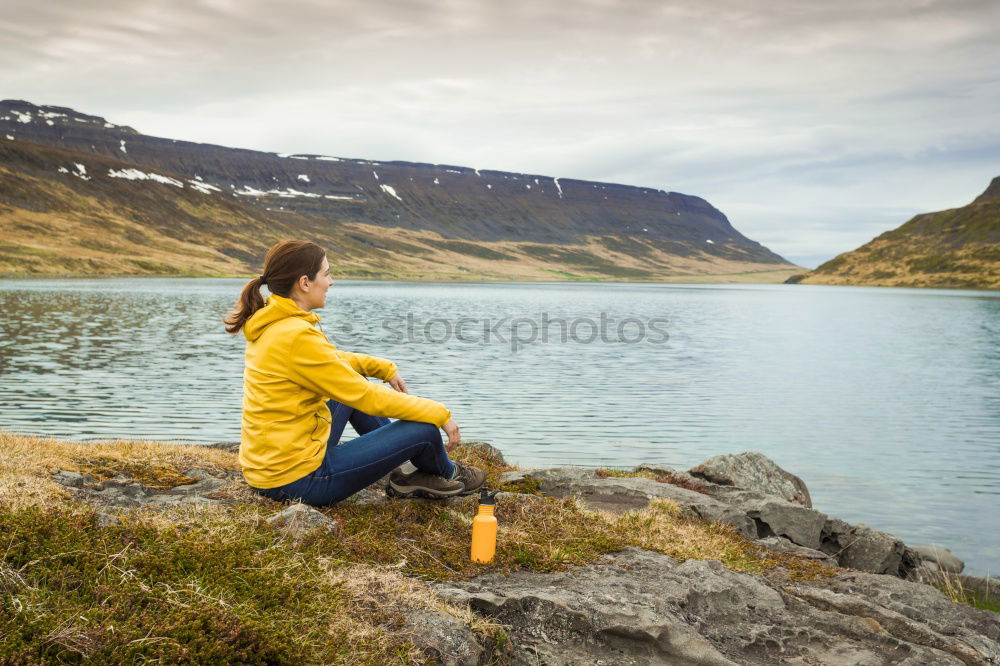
[52,470,98,488]
[456,440,507,466]
[635,463,705,488]
[161,469,229,496]
[688,479,920,575]
[503,466,936,581]
[689,451,812,508]
[520,467,757,538]
[909,568,1000,609]
[955,574,1000,609]
[266,503,341,540]
[754,537,838,567]
[147,494,222,507]
[95,511,121,527]
[911,545,965,574]
[209,441,241,453]
[76,469,236,509]
[821,520,907,576]
[498,470,540,485]
[784,570,1000,664]
[922,561,942,574]
[399,610,485,666]
[90,479,153,508]
[436,548,744,665]
[908,561,946,586]
[742,495,827,550]
[437,547,1000,665]
[346,484,392,505]
[494,491,545,503]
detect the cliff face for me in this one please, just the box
[0,99,798,279]
[797,177,1000,289]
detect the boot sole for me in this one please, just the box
[386,483,465,500]
[385,483,479,499]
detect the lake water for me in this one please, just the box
[1,278,997,576]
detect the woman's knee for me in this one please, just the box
[397,419,441,442]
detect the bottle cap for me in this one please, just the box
[479,488,499,505]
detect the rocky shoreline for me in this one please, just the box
[46,444,998,665]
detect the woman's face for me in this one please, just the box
[303,255,333,310]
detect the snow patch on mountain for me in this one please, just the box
[108,168,182,187]
[188,179,221,194]
[379,184,402,201]
[234,186,322,198]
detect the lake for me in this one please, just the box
[1,278,997,576]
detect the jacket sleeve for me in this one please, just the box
[337,350,398,381]
[287,328,451,427]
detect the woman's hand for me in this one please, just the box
[443,419,461,452]
[388,372,408,394]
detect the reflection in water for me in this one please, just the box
[1,278,998,576]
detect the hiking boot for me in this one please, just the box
[387,462,487,499]
[450,461,486,495]
[387,469,464,499]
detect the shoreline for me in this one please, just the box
[0,267,803,284]
[4,272,1000,292]
[1,430,996,663]
[3,427,995,587]
[2,427,997,579]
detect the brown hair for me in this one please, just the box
[223,240,326,334]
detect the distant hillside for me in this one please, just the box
[792,177,1000,290]
[0,99,799,281]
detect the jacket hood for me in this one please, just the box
[243,294,320,342]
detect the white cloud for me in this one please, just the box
[1,0,998,261]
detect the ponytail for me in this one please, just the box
[223,240,326,335]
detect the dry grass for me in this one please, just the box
[0,186,796,283]
[0,430,237,510]
[914,553,1000,613]
[799,199,1000,290]
[0,500,503,663]
[0,430,909,663]
[595,467,710,494]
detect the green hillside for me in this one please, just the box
[797,177,1000,289]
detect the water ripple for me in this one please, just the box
[1,278,998,575]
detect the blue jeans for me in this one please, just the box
[252,399,456,506]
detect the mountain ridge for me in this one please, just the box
[793,178,1000,289]
[0,99,800,281]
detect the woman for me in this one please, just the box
[223,239,485,506]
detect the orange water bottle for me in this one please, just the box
[471,489,499,563]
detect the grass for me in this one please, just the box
[541,268,596,281]
[802,196,1000,289]
[595,467,710,494]
[914,553,1000,614]
[0,430,991,663]
[936,579,1000,614]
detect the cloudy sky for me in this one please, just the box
[3,0,998,267]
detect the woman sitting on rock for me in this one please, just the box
[223,239,485,506]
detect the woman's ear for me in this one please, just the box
[298,274,311,292]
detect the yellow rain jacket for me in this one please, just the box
[239,293,451,488]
